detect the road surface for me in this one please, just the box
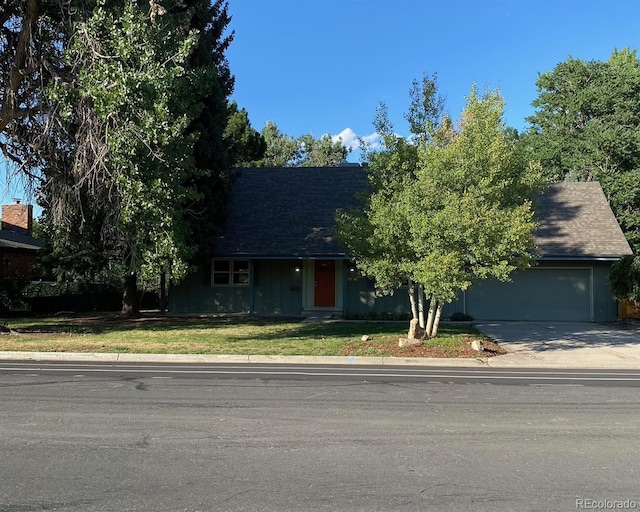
[1,362,639,511]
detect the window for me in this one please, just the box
[212,260,249,286]
[232,260,250,285]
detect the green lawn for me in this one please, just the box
[0,314,499,358]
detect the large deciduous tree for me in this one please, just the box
[338,77,541,339]
[0,0,66,179]
[2,0,247,316]
[521,48,640,304]
[47,0,217,315]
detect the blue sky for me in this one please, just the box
[226,0,640,160]
[2,0,640,208]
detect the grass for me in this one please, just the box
[0,314,503,358]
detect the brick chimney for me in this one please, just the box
[1,200,33,235]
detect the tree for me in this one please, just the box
[253,121,349,167]
[180,0,260,262]
[0,0,67,186]
[337,74,448,335]
[296,132,349,167]
[522,48,640,252]
[610,255,640,304]
[44,0,213,314]
[338,79,541,339]
[224,101,266,168]
[2,0,256,315]
[522,48,640,304]
[6,0,239,317]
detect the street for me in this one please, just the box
[1,362,639,511]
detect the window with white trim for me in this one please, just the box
[212,260,249,286]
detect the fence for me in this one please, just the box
[1,281,158,315]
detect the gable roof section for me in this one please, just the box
[215,168,632,260]
[215,167,368,258]
[534,182,632,259]
[0,230,44,251]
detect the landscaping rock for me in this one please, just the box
[471,339,485,351]
[398,337,422,348]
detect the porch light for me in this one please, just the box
[294,265,301,272]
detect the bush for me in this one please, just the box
[449,312,474,321]
[610,255,640,303]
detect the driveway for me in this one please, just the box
[474,321,640,369]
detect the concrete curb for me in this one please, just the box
[4,350,637,369]
[0,350,488,367]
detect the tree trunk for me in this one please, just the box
[407,279,418,321]
[122,272,139,317]
[417,284,425,329]
[159,271,167,315]
[431,301,444,338]
[425,295,437,338]
[0,0,39,133]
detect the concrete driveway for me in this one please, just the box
[475,321,640,369]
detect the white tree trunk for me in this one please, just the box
[431,301,444,338]
[417,284,425,329]
[425,295,437,338]
[407,279,418,321]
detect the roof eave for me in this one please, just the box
[537,255,629,262]
[213,253,349,260]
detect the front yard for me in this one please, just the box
[0,314,505,358]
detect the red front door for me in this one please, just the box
[314,260,335,307]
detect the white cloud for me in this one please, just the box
[331,128,358,149]
[331,128,381,152]
[359,131,382,151]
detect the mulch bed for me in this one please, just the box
[340,337,507,359]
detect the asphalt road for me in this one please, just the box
[1,362,639,512]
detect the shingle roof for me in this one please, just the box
[534,182,632,259]
[0,230,44,251]
[215,168,633,260]
[215,167,368,257]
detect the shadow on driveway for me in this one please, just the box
[474,321,640,353]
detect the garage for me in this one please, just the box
[465,267,593,322]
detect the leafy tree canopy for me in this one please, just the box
[610,255,640,304]
[522,48,640,252]
[1,0,253,315]
[521,48,640,304]
[338,77,542,339]
[251,121,349,167]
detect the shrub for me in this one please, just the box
[449,312,474,321]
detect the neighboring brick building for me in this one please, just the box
[0,200,43,282]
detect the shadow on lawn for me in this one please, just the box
[5,314,480,343]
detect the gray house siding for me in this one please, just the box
[169,266,250,314]
[170,260,303,315]
[253,260,303,315]
[172,260,619,322]
[344,278,459,319]
[344,261,619,322]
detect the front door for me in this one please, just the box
[314,260,335,307]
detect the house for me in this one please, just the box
[169,167,633,322]
[0,200,44,283]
